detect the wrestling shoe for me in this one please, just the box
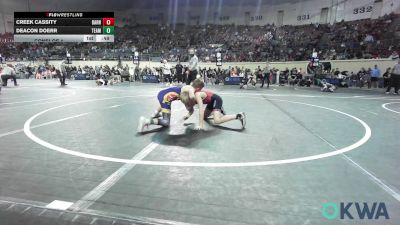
[137,116,148,133]
[238,112,246,129]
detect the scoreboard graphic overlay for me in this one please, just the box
[14,12,114,42]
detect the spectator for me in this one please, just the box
[0,14,398,62]
[382,67,391,88]
[261,66,269,88]
[371,64,381,88]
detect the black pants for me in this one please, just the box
[383,78,390,88]
[164,74,172,84]
[186,70,197,85]
[176,73,183,83]
[1,75,18,86]
[360,80,371,89]
[59,72,66,85]
[386,74,400,93]
[134,73,140,81]
[261,74,270,88]
[371,77,379,88]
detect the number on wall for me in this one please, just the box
[297,14,310,21]
[353,6,373,14]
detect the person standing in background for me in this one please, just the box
[95,65,100,78]
[386,59,400,94]
[276,69,280,85]
[371,64,381,88]
[187,49,198,85]
[261,65,269,88]
[161,59,172,86]
[366,68,372,89]
[1,64,18,87]
[358,68,367,88]
[58,60,67,86]
[134,64,140,82]
[183,66,189,84]
[175,62,183,84]
[383,67,391,88]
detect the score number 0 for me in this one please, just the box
[102,18,114,35]
[102,18,114,26]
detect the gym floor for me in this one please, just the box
[0,80,399,225]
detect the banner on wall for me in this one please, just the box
[224,76,243,85]
[142,74,159,83]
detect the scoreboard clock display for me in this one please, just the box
[14,12,114,42]
[216,52,222,66]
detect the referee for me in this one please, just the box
[386,58,400,94]
[186,49,198,85]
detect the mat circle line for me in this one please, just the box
[23,95,371,167]
[382,102,400,114]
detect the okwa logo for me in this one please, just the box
[322,202,389,220]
